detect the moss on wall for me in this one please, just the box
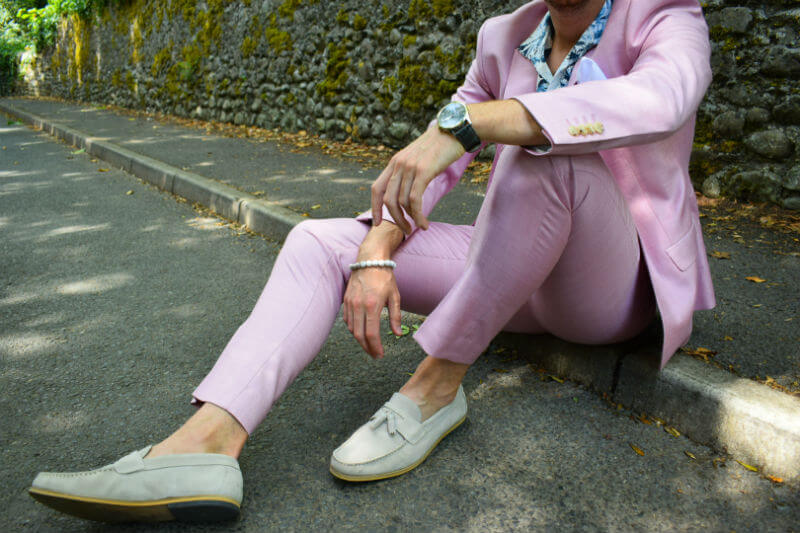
[265,14,293,52]
[317,42,351,102]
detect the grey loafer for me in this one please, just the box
[330,386,467,482]
[29,445,243,523]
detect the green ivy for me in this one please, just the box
[0,0,119,93]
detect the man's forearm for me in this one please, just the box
[467,99,548,147]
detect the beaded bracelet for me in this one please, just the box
[348,259,397,271]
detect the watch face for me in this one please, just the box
[438,102,467,130]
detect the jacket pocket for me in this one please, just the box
[666,220,699,272]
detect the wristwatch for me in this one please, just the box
[437,101,482,153]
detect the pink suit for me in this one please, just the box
[193,0,715,434]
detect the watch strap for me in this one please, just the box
[452,122,482,153]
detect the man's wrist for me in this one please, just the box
[437,101,482,153]
[357,221,404,261]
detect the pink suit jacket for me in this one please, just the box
[399,0,717,369]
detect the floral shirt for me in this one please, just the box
[518,0,613,92]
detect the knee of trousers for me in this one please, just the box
[282,218,362,270]
[284,219,335,258]
[489,148,576,210]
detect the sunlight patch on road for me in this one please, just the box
[313,168,339,176]
[331,177,371,184]
[158,303,205,319]
[21,311,67,329]
[56,273,134,295]
[469,365,529,401]
[186,216,227,231]
[35,410,90,434]
[0,291,37,306]
[0,332,60,359]
[42,223,110,239]
[0,180,54,193]
[0,170,40,178]
[170,237,202,248]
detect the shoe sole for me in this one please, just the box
[329,414,466,482]
[28,488,240,523]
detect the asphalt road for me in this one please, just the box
[1,117,798,531]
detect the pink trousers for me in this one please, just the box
[193,149,656,434]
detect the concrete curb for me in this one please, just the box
[3,99,798,483]
[0,100,305,241]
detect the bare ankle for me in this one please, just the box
[147,404,248,459]
[400,356,469,421]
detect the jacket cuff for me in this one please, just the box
[355,207,417,236]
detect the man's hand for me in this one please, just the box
[343,266,402,359]
[371,126,465,234]
[343,221,405,358]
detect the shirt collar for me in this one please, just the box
[518,0,613,92]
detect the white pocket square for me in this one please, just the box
[576,58,607,83]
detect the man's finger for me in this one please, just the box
[408,178,431,230]
[388,285,402,337]
[346,301,355,334]
[384,170,412,234]
[342,298,351,331]
[398,168,415,212]
[351,306,369,354]
[371,165,392,225]
[365,308,383,358]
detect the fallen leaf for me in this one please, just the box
[745,276,767,283]
[709,251,731,259]
[736,460,758,472]
[723,336,734,341]
[125,190,134,195]
[71,148,85,155]
[549,375,564,384]
[630,444,645,456]
[665,426,681,438]
[766,475,784,483]
[98,168,110,172]
[682,346,717,361]
[310,204,321,210]
[637,413,653,425]
[684,451,697,460]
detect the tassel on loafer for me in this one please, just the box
[29,445,243,523]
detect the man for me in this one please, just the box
[30,0,714,522]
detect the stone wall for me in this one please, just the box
[16,0,800,208]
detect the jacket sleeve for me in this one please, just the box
[513,1,712,156]
[356,20,497,234]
